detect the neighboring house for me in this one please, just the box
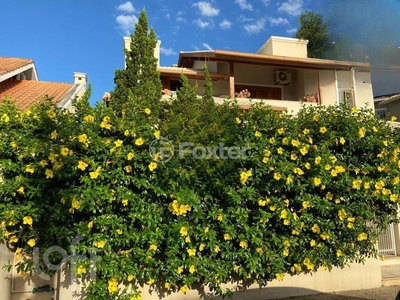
[0,57,87,111]
[374,92,400,119]
[125,36,375,114]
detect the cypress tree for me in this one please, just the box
[111,10,162,116]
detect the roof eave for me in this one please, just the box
[0,62,36,83]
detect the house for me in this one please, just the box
[131,36,374,114]
[374,92,400,119]
[0,56,87,111]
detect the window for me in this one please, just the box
[339,89,354,107]
[235,85,282,100]
[375,108,388,119]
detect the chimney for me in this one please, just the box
[74,72,87,85]
[123,36,161,68]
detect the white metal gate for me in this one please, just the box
[378,223,397,256]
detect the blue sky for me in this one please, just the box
[0,0,399,105]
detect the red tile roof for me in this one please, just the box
[0,57,33,75]
[0,79,74,110]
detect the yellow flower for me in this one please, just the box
[303,128,310,134]
[337,250,343,257]
[233,265,240,272]
[313,177,321,186]
[338,209,347,221]
[144,108,151,115]
[126,152,135,161]
[290,153,298,160]
[302,201,310,209]
[294,167,304,175]
[239,241,248,249]
[274,173,281,180]
[10,141,17,148]
[375,180,385,190]
[78,134,87,143]
[283,219,291,225]
[148,162,157,172]
[255,131,262,137]
[292,228,300,235]
[77,265,86,275]
[372,126,378,132]
[122,199,128,206]
[390,194,398,202]
[214,245,220,253]
[286,176,293,184]
[283,249,289,256]
[269,137,275,144]
[95,240,106,248]
[88,221,93,229]
[339,137,346,145]
[25,165,35,174]
[199,243,205,251]
[311,224,320,233]
[310,239,316,247]
[83,115,94,123]
[23,216,33,225]
[108,278,118,293]
[300,147,308,155]
[135,138,144,146]
[187,249,196,256]
[240,170,252,184]
[280,209,288,219]
[391,116,397,121]
[305,162,311,170]
[1,113,10,122]
[180,285,189,294]
[358,127,366,138]
[114,139,123,147]
[9,236,19,243]
[149,244,157,251]
[77,161,88,171]
[320,232,330,240]
[347,222,354,229]
[276,273,285,281]
[224,233,231,240]
[282,137,289,145]
[39,160,48,167]
[17,187,25,194]
[291,139,300,147]
[277,147,284,154]
[189,265,196,274]
[277,127,285,134]
[235,117,241,124]
[312,114,319,121]
[357,232,368,241]
[258,199,267,206]
[27,239,36,247]
[60,147,69,156]
[269,205,277,211]
[315,156,321,164]
[45,169,54,179]
[164,282,171,290]
[177,266,184,274]
[46,109,56,119]
[71,198,80,209]
[319,127,327,133]
[116,229,123,235]
[303,257,315,270]
[179,226,189,237]
[256,247,263,254]
[124,165,132,173]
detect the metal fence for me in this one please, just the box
[378,223,397,256]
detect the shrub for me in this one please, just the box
[0,95,399,299]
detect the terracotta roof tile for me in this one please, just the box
[0,57,33,75]
[0,79,74,110]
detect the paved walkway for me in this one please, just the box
[276,285,400,300]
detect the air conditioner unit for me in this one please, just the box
[275,71,291,85]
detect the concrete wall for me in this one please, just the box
[354,70,375,110]
[257,36,308,58]
[318,70,337,105]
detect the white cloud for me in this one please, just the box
[116,14,138,35]
[238,15,254,22]
[235,0,253,10]
[160,47,177,56]
[268,17,289,26]
[193,18,213,29]
[262,0,270,6]
[202,43,212,50]
[219,19,232,29]
[192,2,220,17]
[176,17,186,22]
[243,18,266,35]
[116,1,135,13]
[278,0,303,16]
[287,28,297,35]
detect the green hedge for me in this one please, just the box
[0,95,399,299]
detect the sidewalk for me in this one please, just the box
[275,285,400,300]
